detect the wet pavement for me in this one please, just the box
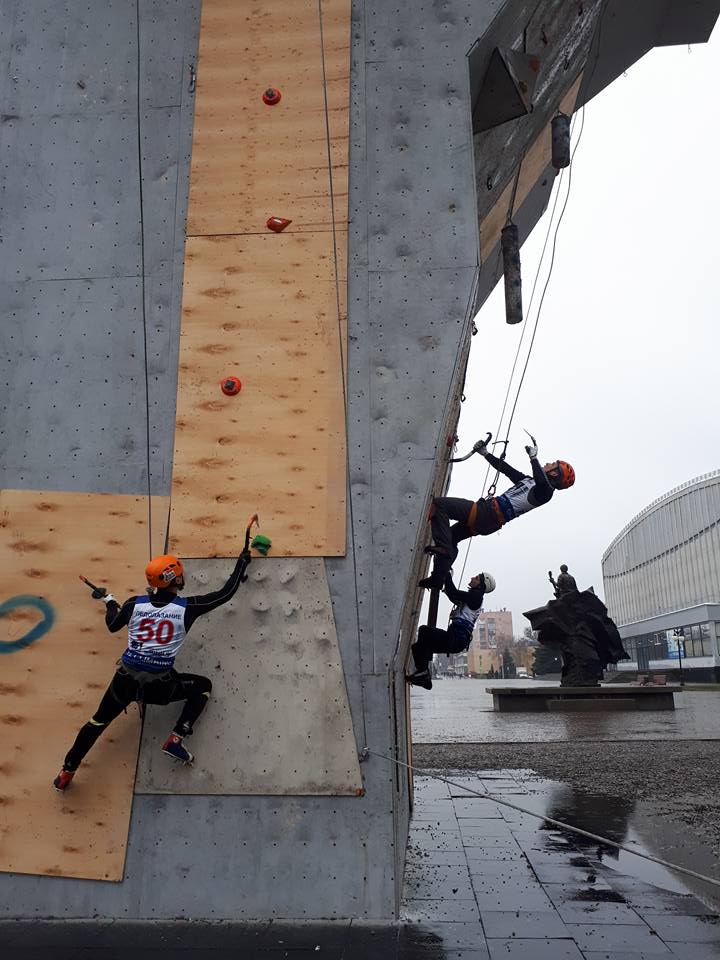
[401,771,720,957]
[411,680,720,742]
[4,772,720,957]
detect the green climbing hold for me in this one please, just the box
[251,534,272,556]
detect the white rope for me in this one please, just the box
[365,749,720,890]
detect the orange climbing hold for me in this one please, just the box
[262,87,282,105]
[266,216,292,233]
[220,376,242,396]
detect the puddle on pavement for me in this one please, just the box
[531,779,714,895]
[415,770,720,912]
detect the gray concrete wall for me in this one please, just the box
[0,0,199,498]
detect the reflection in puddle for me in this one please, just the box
[524,776,720,909]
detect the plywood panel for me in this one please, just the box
[136,558,362,795]
[173,0,350,556]
[187,0,347,237]
[480,76,583,260]
[0,490,167,881]
[169,232,347,558]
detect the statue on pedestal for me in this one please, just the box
[525,571,629,687]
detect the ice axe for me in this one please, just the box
[243,513,259,553]
[451,431,492,463]
[239,513,260,582]
[79,574,108,600]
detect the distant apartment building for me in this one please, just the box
[467,609,513,675]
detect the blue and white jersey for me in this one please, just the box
[449,600,482,642]
[122,596,188,672]
[496,476,537,523]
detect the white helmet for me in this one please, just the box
[481,572,496,593]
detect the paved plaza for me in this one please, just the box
[401,771,720,958]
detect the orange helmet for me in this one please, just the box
[145,555,184,589]
[544,460,575,489]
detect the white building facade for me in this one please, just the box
[602,471,720,679]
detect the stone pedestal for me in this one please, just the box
[486,685,677,712]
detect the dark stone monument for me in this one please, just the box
[487,579,677,712]
[525,587,630,687]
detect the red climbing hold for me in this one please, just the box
[266,216,292,233]
[262,87,282,105]
[220,376,242,397]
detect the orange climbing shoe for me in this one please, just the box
[53,767,75,792]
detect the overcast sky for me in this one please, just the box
[439,25,720,636]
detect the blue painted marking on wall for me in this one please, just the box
[0,595,55,653]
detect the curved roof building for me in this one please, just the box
[602,471,720,676]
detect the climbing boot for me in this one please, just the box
[53,767,75,792]
[162,733,194,765]
[407,670,433,690]
[418,572,445,590]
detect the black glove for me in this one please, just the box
[472,438,490,456]
[91,587,108,600]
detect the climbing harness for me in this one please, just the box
[362,749,720,892]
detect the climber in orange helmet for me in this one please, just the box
[53,544,252,791]
[421,438,575,589]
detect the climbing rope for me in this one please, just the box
[365,748,720,891]
[456,107,584,588]
[455,0,611,587]
[317,0,369,746]
[135,0,153,559]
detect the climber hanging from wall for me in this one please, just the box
[419,436,575,590]
[407,569,496,690]
[53,516,259,791]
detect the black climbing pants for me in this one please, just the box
[412,624,471,672]
[63,668,212,771]
[429,496,502,579]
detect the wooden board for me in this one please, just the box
[169,232,347,557]
[0,490,167,881]
[171,0,351,557]
[187,0,348,237]
[480,76,583,261]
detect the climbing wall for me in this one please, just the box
[0,491,167,881]
[0,0,708,924]
[136,558,362,795]
[169,0,349,558]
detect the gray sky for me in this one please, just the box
[440,25,720,636]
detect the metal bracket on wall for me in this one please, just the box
[470,47,541,133]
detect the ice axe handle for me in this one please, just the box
[244,513,260,551]
[79,575,107,599]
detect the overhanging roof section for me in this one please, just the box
[578,0,720,107]
[470,0,720,310]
